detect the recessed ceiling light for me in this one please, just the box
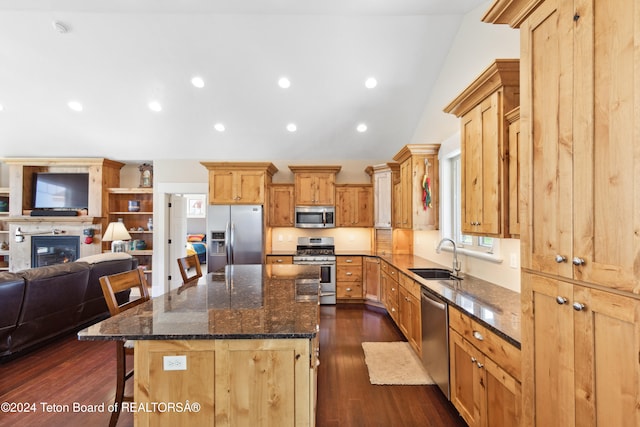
[148,101,162,112]
[286,123,297,132]
[214,123,225,132]
[278,77,291,89]
[191,76,205,88]
[67,101,83,112]
[365,77,378,89]
[357,123,368,133]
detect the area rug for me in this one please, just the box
[361,341,434,385]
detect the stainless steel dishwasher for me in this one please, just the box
[421,288,450,400]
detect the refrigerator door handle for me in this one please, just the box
[230,222,235,264]
[225,221,232,266]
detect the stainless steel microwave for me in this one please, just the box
[295,206,335,228]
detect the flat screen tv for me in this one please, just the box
[32,172,90,209]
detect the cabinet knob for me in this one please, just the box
[476,362,484,369]
[276,259,283,263]
[572,302,586,311]
[346,287,352,292]
[555,255,567,263]
[556,296,568,305]
[472,331,484,341]
[346,272,353,276]
[471,357,477,363]
[572,257,586,266]
[346,259,353,263]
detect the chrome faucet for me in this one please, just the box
[436,238,461,276]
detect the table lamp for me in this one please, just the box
[103,221,132,252]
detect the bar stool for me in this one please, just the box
[99,268,150,427]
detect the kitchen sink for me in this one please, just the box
[409,268,462,281]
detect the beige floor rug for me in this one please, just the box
[362,341,434,385]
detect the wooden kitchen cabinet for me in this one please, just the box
[288,166,341,206]
[521,272,640,427]
[266,255,293,264]
[335,184,373,227]
[483,0,640,424]
[392,144,440,230]
[201,162,278,205]
[506,106,520,237]
[268,184,295,227]
[398,274,422,356]
[363,256,381,303]
[380,261,399,323]
[336,256,363,300]
[372,163,395,228]
[444,59,519,237]
[449,306,521,427]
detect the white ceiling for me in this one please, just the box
[0,0,488,162]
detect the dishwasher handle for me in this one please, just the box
[421,290,446,311]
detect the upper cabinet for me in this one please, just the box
[268,184,295,227]
[444,59,519,237]
[506,106,521,237]
[288,165,341,206]
[201,162,278,205]
[335,184,373,227]
[392,144,440,230]
[372,163,398,229]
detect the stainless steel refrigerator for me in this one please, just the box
[207,205,264,274]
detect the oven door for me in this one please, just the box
[293,260,336,304]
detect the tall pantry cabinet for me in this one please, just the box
[484,0,640,426]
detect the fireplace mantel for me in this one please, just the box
[6,217,103,271]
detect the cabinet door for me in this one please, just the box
[507,109,520,237]
[374,170,392,228]
[210,170,236,204]
[449,330,484,427]
[520,0,574,276]
[399,160,412,228]
[236,170,265,204]
[573,286,640,427]
[314,173,335,205]
[407,292,421,356]
[393,180,402,228]
[363,257,380,301]
[484,357,521,427]
[571,0,640,293]
[461,93,501,236]
[398,285,411,339]
[269,185,294,227]
[335,187,354,227]
[354,186,373,227]
[521,273,575,427]
[295,173,316,205]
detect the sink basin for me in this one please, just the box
[409,268,462,281]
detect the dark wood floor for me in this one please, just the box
[0,304,466,427]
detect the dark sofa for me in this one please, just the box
[0,253,138,360]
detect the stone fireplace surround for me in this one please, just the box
[7,217,102,272]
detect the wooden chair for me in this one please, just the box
[177,253,203,285]
[99,268,150,427]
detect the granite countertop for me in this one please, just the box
[78,264,320,341]
[378,253,521,348]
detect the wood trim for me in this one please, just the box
[287,165,342,174]
[443,59,520,117]
[481,0,547,28]
[392,144,440,163]
[200,161,279,176]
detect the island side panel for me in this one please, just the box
[134,338,313,427]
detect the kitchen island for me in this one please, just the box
[78,264,321,427]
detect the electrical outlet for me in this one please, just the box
[163,355,187,371]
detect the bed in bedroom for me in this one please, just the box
[186,234,207,264]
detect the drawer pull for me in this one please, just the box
[472,331,484,341]
[346,272,353,276]
[346,259,353,263]
[346,287,352,292]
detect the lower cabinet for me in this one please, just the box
[449,307,521,427]
[135,338,316,427]
[362,256,381,302]
[380,261,399,323]
[336,256,363,300]
[266,255,293,264]
[398,274,422,356]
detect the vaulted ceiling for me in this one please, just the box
[0,0,488,162]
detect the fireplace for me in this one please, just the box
[31,236,80,268]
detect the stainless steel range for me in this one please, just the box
[293,237,336,305]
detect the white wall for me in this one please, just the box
[409,1,522,293]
